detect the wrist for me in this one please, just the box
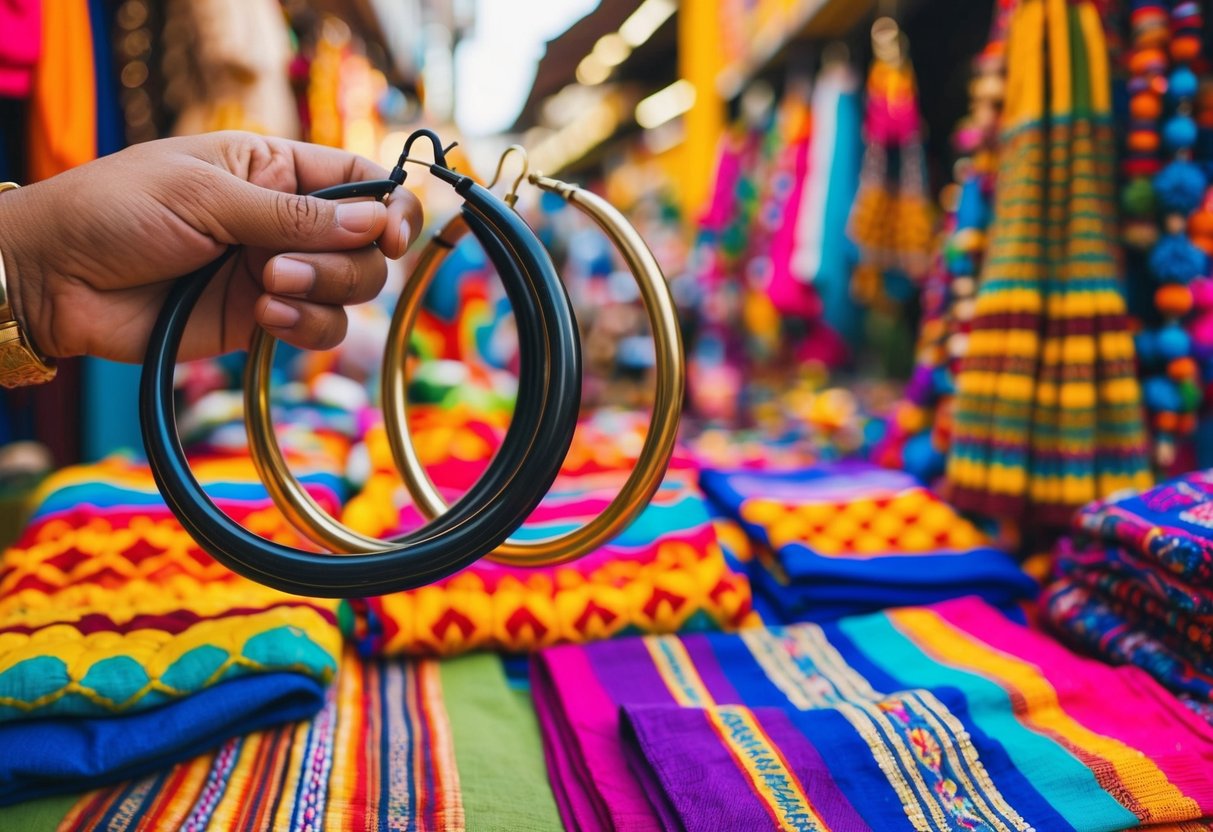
[0,185,50,357]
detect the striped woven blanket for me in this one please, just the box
[533,597,1213,831]
[0,649,560,831]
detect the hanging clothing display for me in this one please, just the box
[793,56,864,351]
[6,0,1213,827]
[162,0,299,138]
[947,0,1153,525]
[875,5,1010,483]
[26,0,96,181]
[846,20,935,381]
[0,0,40,98]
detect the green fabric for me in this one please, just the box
[441,654,562,831]
[0,792,77,831]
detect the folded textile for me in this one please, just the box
[0,650,562,830]
[1042,579,1213,711]
[533,597,1213,832]
[1073,468,1213,586]
[1043,471,1213,712]
[342,412,756,656]
[0,671,324,807]
[1057,537,1213,618]
[0,456,345,725]
[1057,541,1212,661]
[700,464,1037,620]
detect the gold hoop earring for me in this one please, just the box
[381,151,685,567]
[241,135,582,571]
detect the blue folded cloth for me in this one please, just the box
[701,464,1037,624]
[0,672,324,805]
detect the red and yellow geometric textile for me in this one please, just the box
[0,455,346,723]
[343,409,758,656]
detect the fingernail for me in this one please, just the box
[335,201,380,233]
[270,258,315,295]
[261,298,301,328]
[400,219,414,250]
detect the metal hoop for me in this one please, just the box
[144,130,581,596]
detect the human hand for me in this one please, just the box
[0,131,422,362]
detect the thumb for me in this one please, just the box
[205,174,389,252]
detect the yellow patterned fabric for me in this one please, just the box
[739,484,988,557]
[0,455,345,722]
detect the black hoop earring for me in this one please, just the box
[139,129,582,597]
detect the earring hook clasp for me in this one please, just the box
[391,128,460,184]
[486,144,530,207]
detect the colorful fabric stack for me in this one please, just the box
[343,410,757,656]
[947,0,1153,525]
[533,596,1213,832]
[1041,468,1213,717]
[0,455,349,804]
[701,463,1036,622]
[0,649,562,831]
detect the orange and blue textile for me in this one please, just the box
[700,463,1036,621]
[533,597,1213,831]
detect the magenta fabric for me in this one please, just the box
[0,0,41,97]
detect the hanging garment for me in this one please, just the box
[27,0,96,181]
[947,0,1153,524]
[164,0,300,138]
[533,597,1213,832]
[0,0,40,98]
[755,94,821,321]
[793,58,864,350]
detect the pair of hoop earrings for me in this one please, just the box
[141,129,684,598]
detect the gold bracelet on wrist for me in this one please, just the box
[0,182,56,388]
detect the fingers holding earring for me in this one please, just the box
[380,188,422,259]
[254,295,349,351]
[263,246,388,306]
